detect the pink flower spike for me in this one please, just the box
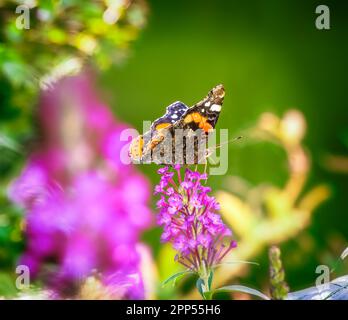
[155,166,236,273]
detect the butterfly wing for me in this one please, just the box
[151,101,189,131]
[141,101,188,158]
[177,84,225,133]
[129,101,188,162]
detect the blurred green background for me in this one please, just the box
[100,0,348,290]
[0,0,347,297]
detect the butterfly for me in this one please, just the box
[129,84,225,165]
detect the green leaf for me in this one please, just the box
[196,278,205,298]
[214,260,259,269]
[330,247,348,273]
[340,247,348,260]
[203,290,213,300]
[214,285,270,300]
[162,270,193,287]
[207,270,214,291]
[0,134,21,153]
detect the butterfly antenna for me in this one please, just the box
[204,135,243,160]
[214,135,243,149]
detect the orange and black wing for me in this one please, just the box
[178,84,225,133]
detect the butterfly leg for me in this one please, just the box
[203,162,209,184]
[208,154,217,166]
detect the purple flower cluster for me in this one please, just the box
[155,165,236,272]
[8,73,152,298]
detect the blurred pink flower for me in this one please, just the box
[9,72,152,299]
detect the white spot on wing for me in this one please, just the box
[210,104,221,112]
[204,102,210,107]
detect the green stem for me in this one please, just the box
[199,263,213,300]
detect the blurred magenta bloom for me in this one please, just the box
[155,165,236,273]
[9,72,152,299]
